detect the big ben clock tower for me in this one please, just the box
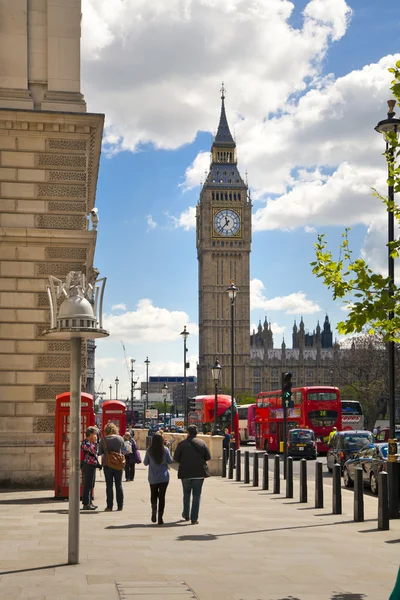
[197,87,251,394]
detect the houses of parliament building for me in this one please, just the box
[196,88,337,396]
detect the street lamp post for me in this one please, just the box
[142,391,147,426]
[162,383,168,430]
[226,282,239,434]
[211,358,222,434]
[115,377,119,401]
[375,100,400,518]
[130,359,136,422]
[180,326,190,430]
[109,384,112,401]
[144,357,150,427]
[44,271,108,565]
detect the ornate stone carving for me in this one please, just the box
[37,355,70,369]
[47,341,70,353]
[36,385,66,400]
[38,184,86,198]
[49,201,86,213]
[37,262,84,276]
[37,292,64,308]
[36,215,86,229]
[49,170,86,182]
[36,324,47,337]
[48,139,87,151]
[38,154,86,168]
[33,417,55,433]
[48,372,70,383]
[47,247,87,260]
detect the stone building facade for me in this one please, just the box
[0,0,103,486]
[250,316,336,396]
[197,90,251,394]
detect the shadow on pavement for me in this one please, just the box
[176,519,377,542]
[106,521,188,530]
[39,509,101,515]
[0,563,68,576]
[386,538,400,544]
[0,496,57,505]
[330,594,367,599]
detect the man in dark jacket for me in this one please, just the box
[174,425,211,524]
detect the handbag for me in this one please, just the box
[103,437,126,471]
[189,440,210,478]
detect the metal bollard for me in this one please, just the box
[253,452,259,487]
[286,457,293,498]
[300,458,307,503]
[378,471,389,530]
[236,450,241,482]
[354,467,364,522]
[222,448,227,478]
[228,448,234,479]
[273,454,280,494]
[262,453,269,490]
[332,464,342,515]
[315,461,324,509]
[244,451,250,484]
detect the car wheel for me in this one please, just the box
[343,467,353,488]
[264,440,269,453]
[370,472,378,495]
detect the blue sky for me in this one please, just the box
[80,0,400,400]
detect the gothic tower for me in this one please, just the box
[197,87,251,393]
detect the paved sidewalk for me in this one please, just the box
[0,459,399,600]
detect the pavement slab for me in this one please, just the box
[0,459,400,599]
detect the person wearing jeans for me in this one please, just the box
[81,426,101,511]
[174,425,211,524]
[98,422,124,511]
[143,433,173,525]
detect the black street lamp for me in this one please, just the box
[226,281,239,434]
[211,358,222,434]
[180,326,190,430]
[375,99,400,518]
[142,391,147,426]
[130,359,135,414]
[144,357,150,427]
[115,376,119,401]
[162,383,168,430]
[109,384,112,401]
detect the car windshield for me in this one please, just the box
[380,446,388,459]
[344,433,373,449]
[289,430,314,441]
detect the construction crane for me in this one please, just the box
[121,341,132,382]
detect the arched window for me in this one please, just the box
[238,193,241,201]
[229,193,232,200]
[225,192,228,200]
[234,193,236,201]
[211,192,214,200]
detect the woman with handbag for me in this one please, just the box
[98,422,125,512]
[143,433,173,525]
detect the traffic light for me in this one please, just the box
[282,372,293,408]
[187,397,196,412]
[170,404,175,416]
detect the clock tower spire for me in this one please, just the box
[196,87,251,394]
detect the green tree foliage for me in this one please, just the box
[311,62,400,341]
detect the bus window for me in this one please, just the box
[270,422,277,434]
[307,392,338,401]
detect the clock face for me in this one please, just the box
[214,209,241,237]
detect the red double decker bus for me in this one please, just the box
[188,394,240,447]
[255,386,342,453]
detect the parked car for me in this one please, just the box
[343,442,399,494]
[287,428,317,459]
[326,430,373,472]
[375,429,400,443]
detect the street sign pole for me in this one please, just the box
[282,372,287,479]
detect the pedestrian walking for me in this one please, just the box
[128,431,142,481]
[174,425,211,525]
[98,422,125,512]
[143,433,173,525]
[223,428,231,452]
[122,433,134,482]
[81,426,101,510]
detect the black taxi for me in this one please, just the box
[287,428,317,459]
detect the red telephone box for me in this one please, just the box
[55,392,95,499]
[101,400,127,437]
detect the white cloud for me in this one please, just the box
[81,0,352,152]
[180,152,210,191]
[304,226,317,234]
[250,278,321,314]
[168,206,196,231]
[111,303,127,312]
[146,214,157,231]
[95,356,120,369]
[103,298,198,343]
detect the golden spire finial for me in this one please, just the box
[220,82,226,100]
